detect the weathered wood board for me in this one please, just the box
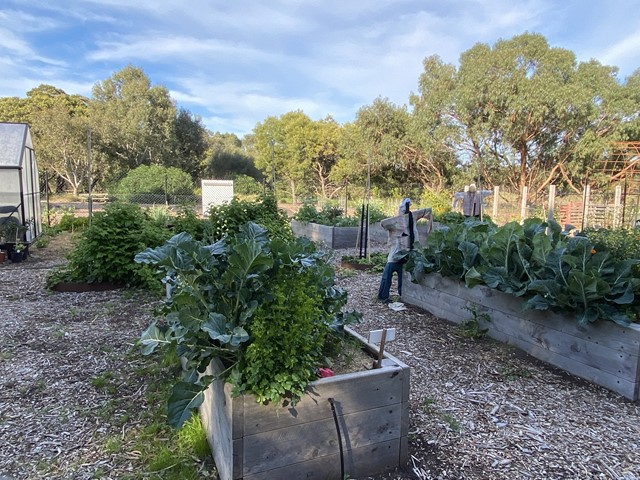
[199,327,410,480]
[402,272,640,401]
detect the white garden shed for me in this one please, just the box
[0,122,42,245]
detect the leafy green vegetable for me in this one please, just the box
[136,222,361,428]
[408,218,640,325]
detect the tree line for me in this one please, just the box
[1,33,638,202]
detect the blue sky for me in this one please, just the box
[1,1,639,137]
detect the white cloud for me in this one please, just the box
[598,30,640,78]
[87,34,270,63]
[1,0,637,136]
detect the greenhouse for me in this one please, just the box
[0,122,41,247]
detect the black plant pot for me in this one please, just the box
[10,251,24,263]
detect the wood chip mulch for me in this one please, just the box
[0,237,639,479]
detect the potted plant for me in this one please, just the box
[136,222,410,479]
[0,250,6,263]
[10,242,26,263]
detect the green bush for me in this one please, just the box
[47,207,89,233]
[47,203,171,288]
[294,202,386,226]
[112,165,194,203]
[233,174,263,196]
[420,189,454,216]
[204,193,292,242]
[170,206,205,240]
[583,227,640,261]
[434,211,465,225]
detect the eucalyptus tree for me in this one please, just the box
[0,96,29,123]
[170,108,209,180]
[304,116,342,200]
[90,66,178,182]
[453,33,623,193]
[337,97,433,197]
[0,85,92,194]
[409,55,461,190]
[253,111,317,203]
[30,102,91,195]
[330,121,369,198]
[615,69,640,142]
[205,131,261,180]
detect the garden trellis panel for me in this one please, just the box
[0,122,42,244]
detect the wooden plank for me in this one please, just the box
[496,326,638,400]
[200,328,410,479]
[331,225,359,248]
[245,438,402,480]
[405,273,640,349]
[406,282,640,377]
[199,374,235,480]
[243,405,402,476]
[402,273,640,400]
[404,279,640,377]
[242,364,407,435]
[487,309,639,385]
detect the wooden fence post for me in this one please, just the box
[614,185,622,228]
[581,185,591,230]
[520,186,528,223]
[548,185,556,224]
[492,186,499,220]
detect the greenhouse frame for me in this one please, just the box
[0,122,42,246]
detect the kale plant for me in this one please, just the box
[135,222,361,428]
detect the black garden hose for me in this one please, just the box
[328,397,344,478]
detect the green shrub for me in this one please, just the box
[341,252,387,273]
[420,189,454,217]
[294,202,386,226]
[49,207,89,233]
[233,174,263,196]
[170,206,205,240]
[237,268,326,404]
[47,203,171,288]
[583,227,640,261]
[204,193,292,242]
[434,211,465,225]
[111,165,194,203]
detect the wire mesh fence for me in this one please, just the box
[37,165,640,231]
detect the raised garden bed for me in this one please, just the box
[198,327,410,480]
[291,219,388,248]
[402,272,640,401]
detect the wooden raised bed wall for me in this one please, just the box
[291,219,379,248]
[199,327,410,480]
[291,219,431,249]
[402,273,640,401]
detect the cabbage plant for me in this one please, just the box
[408,218,640,326]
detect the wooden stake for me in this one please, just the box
[375,329,388,369]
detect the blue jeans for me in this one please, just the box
[378,262,403,302]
